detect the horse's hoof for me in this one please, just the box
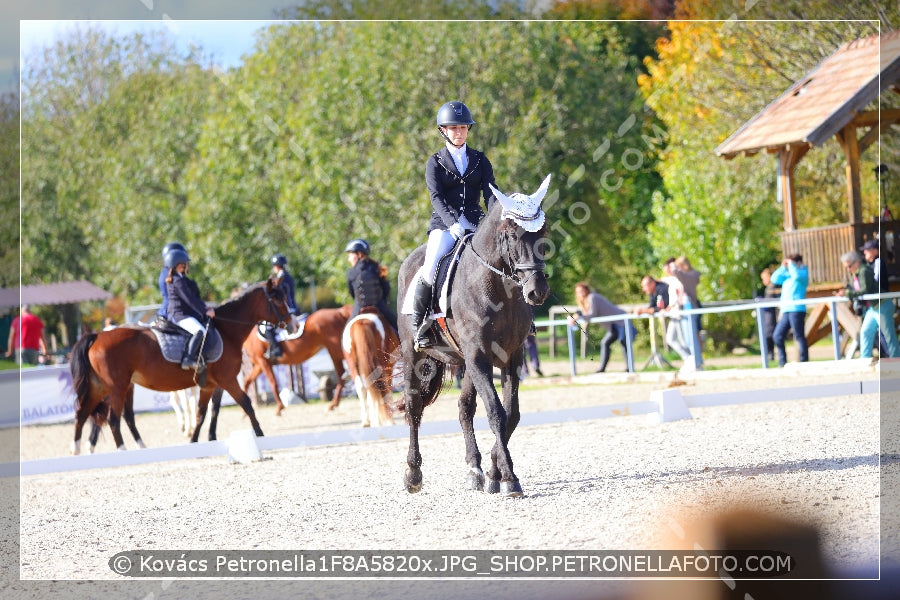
[136,439,146,449]
[405,467,423,493]
[465,468,485,492]
[485,478,500,494]
[500,480,524,497]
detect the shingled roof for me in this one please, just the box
[716,30,900,158]
[0,280,112,310]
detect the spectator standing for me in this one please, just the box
[860,239,896,356]
[635,276,692,366]
[6,305,47,365]
[522,333,543,377]
[569,282,636,373]
[672,256,704,368]
[838,249,900,358]
[771,254,809,366]
[754,267,781,362]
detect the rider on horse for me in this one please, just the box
[164,247,216,370]
[345,238,399,334]
[411,100,497,350]
[157,241,186,326]
[265,252,301,360]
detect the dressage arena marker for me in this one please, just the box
[8,378,886,478]
[227,429,263,464]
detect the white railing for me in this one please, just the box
[536,293,900,376]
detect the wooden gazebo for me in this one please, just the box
[716,30,900,286]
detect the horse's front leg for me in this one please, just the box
[207,388,223,441]
[457,370,484,491]
[403,351,443,493]
[190,387,214,443]
[467,352,521,497]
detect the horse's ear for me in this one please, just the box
[530,174,551,206]
[490,183,515,212]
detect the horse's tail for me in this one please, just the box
[70,333,107,425]
[352,320,392,397]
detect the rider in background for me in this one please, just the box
[410,100,497,350]
[164,247,215,370]
[157,241,186,325]
[266,253,302,360]
[345,238,398,333]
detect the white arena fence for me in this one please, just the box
[539,292,900,377]
[5,375,885,478]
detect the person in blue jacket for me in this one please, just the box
[771,253,809,366]
[164,247,215,370]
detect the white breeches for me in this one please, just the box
[177,317,204,335]
[418,229,456,286]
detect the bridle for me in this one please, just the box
[467,226,546,289]
[262,285,293,329]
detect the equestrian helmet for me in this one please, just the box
[344,239,370,255]
[161,242,186,260]
[436,101,475,127]
[271,253,288,267]
[164,248,190,268]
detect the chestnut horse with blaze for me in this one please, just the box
[342,308,399,427]
[241,305,352,414]
[69,280,293,453]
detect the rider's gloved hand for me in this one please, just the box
[449,222,465,239]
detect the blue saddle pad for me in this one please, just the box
[150,323,224,365]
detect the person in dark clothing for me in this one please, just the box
[410,100,497,350]
[345,238,398,333]
[157,242,186,324]
[164,247,215,370]
[265,253,302,360]
[754,267,781,362]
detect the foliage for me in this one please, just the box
[639,13,889,346]
[0,92,18,288]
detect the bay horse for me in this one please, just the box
[241,305,352,414]
[397,174,552,496]
[342,308,400,427]
[70,279,293,453]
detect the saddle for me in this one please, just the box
[150,318,224,365]
[401,235,472,352]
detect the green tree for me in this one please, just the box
[640,16,885,345]
[0,92,18,288]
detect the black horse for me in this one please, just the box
[397,174,552,496]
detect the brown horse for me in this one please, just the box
[342,308,400,427]
[69,279,293,453]
[242,304,351,414]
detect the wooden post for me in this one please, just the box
[777,146,808,231]
[838,123,863,225]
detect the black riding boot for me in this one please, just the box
[263,327,282,361]
[411,279,434,351]
[181,331,204,370]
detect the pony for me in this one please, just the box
[397,174,552,496]
[69,279,293,453]
[170,386,199,437]
[241,305,352,414]
[341,308,400,427]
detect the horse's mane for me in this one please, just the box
[215,281,267,314]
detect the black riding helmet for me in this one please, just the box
[161,242,186,261]
[344,239,370,255]
[164,248,190,269]
[436,101,475,127]
[271,253,287,267]
[437,101,475,148]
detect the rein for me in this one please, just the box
[210,286,292,328]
